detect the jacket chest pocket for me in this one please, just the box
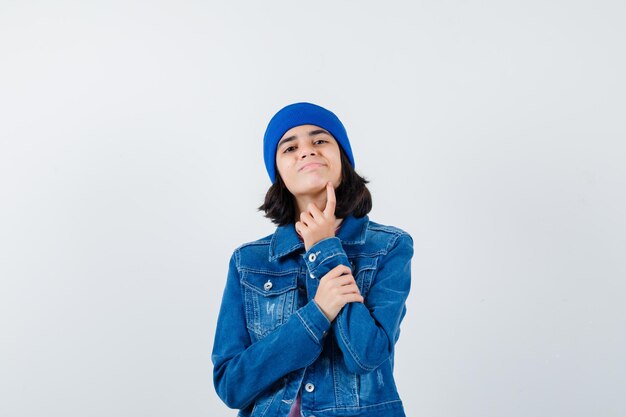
[240,270,298,339]
[348,256,378,297]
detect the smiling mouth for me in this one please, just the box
[300,163,325,171]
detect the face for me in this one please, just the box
[275,124,342,196]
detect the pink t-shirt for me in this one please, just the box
[287,390,302,417]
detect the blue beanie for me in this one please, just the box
[263,102,355,183]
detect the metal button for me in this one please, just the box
[308,253,317,262]
[309,272,315,279]
[305,382,315,392]
[263,280,272,291]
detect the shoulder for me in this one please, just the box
[228,232,274,266]
[366,218,411,238]
[364,218,413,253]
[232,232,273,253]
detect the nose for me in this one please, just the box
[298,143,316,159]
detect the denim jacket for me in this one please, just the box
[212,213,414,417]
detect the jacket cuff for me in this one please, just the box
[303,236,350,279]
[296,299,331,345]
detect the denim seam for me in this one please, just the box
[296,310,320,345]
[368,223,406,235]
[331,337,341,406]
[361,268,375,296]
[269,243,305,261]
[344,250,386,258]
[251,287,261,336]
[252,389,277,417]
[312,399,403,412]
[352,372,359,407]
[235,240,272,253]
[384,233,404,253]
[234,248,242,271]
[241,280,297,295]
[309,252,344,273]
[311,300,331,326]
[239,267,300,276]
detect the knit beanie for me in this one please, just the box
[263,102,355,183]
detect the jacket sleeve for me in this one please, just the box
[211,250,332,410]
[303,233,414,374]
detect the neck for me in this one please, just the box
[294,194,328,218]
[293,196,344,229]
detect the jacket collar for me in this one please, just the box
[269,214,369,262]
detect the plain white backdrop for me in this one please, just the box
[1,1,624,416]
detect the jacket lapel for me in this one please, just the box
[269,214,369,262]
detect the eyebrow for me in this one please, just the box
[277,129,331,148]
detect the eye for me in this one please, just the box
[282,139,328,154]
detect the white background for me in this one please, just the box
[1,1,624,416]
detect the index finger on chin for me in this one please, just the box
[324,182,337,216]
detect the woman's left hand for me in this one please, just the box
[296,182,340,252]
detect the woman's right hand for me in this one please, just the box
[313,264,364,322]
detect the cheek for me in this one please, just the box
[275,159,295,181]
[332,156,342,173]
[332,160,343,182]
[275,157,287,173]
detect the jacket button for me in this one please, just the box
[308,253,317,262]
[309,272,315,279]
[305,382,315,392]
[263,280,273,291]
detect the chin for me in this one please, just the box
[290,179,327,194]
[305,177,330,188]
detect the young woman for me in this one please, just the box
[212,102,414,417]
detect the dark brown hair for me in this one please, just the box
[258,146,372,226]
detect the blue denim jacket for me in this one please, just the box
[212,214,414,417]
